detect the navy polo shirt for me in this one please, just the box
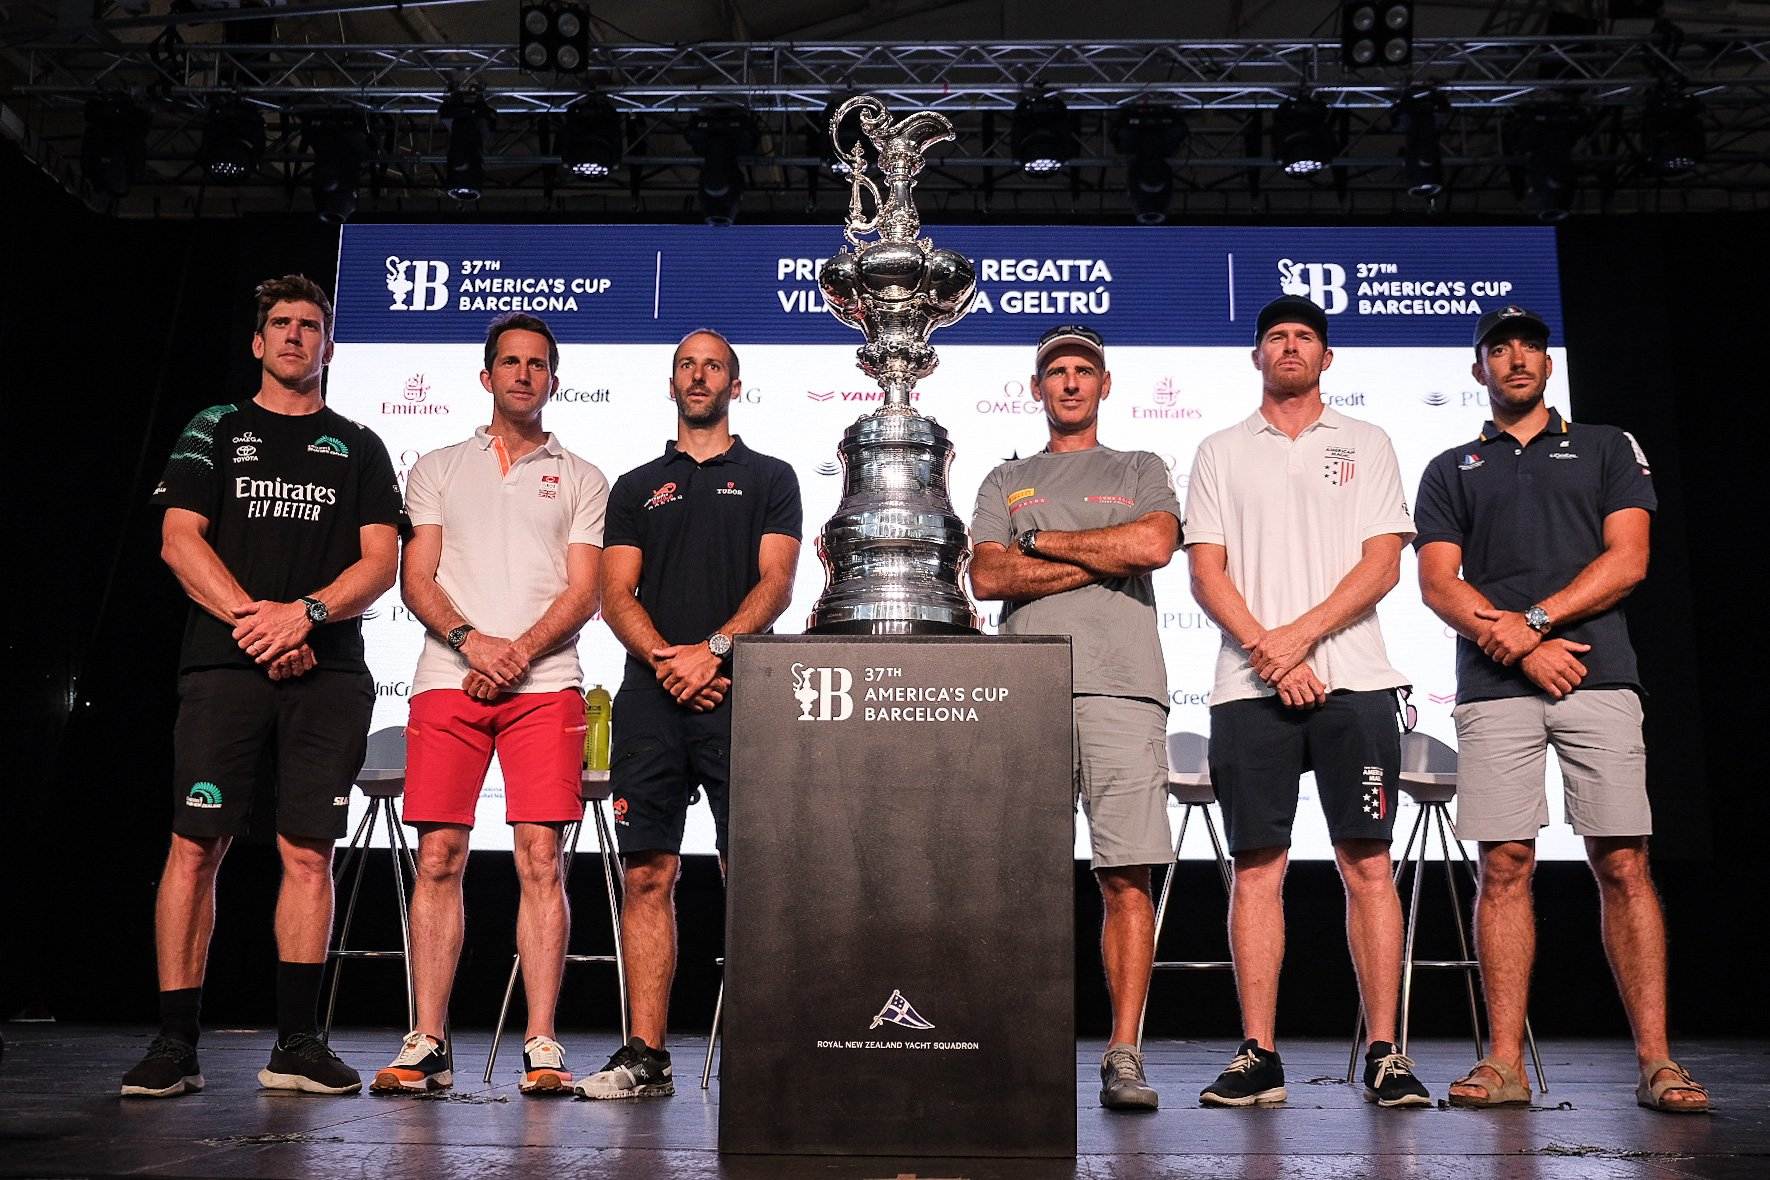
[603,436,803,692]
[1413,408,1657,704]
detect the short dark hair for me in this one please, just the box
[675,328,740,380]
[254,274,334,339]
[483,312,561,373]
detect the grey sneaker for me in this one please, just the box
[1099,1042,1159,1111]
[572,1036,674,1100]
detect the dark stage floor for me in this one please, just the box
[0,1026,1764,1178]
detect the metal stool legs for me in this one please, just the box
[701,962,725,1089]
[1137,800,1235,1046]
[1346,801,1548,1091]
[321,794,417,1038]
[484,798,627,1083]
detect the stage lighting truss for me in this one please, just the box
[11,34,1768,216]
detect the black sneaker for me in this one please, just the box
[1199,1038,1287,1107]
[572,1036,674,1100]
[370,1030,452,1094]
[258,1032,362,1095]
[1363,1041,1432,1108]
[120,1036,203,1098]
[1099,1042,1159,1111]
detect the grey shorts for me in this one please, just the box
[1452,688,1651,843]
[1073,695,1174,870]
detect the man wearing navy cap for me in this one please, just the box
[1412,307,1708,1113]
[1184,294,1429,1109]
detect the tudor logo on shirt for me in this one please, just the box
[715,480,744,496]
[644,481,681,510]
[1323,445,1357,487]
[539,473,560,500]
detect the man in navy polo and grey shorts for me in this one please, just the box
[1414,306,1708,1113]
[970,323,1181,1112]
[1184,294,1431,1109]
[573,329,802,1100]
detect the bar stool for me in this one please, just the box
[484,769,628,1082]
[1344,731,1548,1091]
[321,725,418,1037]
[701,958,724,1089]
[1138,732,1235,1043]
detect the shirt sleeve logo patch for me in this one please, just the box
[306,434,350,457]
[1007,487,1036,505]
[644,481,681,510]
[1622,430,1651,475]
[1457,452,1485,470]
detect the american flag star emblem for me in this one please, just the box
[1363,784,1386,819]
[1324,457,1356,486]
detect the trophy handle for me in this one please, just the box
[843,172,884,247]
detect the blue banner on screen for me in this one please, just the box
[331,223,1577,860]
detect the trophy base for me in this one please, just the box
[804,617,979,637]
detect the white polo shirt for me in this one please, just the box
[405,428,609,695]
[1183,405,1415,705]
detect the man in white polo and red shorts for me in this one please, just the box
[370,312,608,1096]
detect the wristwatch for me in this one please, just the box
[1017,528,1042,556]
[707,632,733,658]
[446,623,476,651]
[1523,605,1552,635]
[300,596,329,625]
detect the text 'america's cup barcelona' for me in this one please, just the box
[805,95,982,635]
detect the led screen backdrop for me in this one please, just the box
[330,223,1573,859]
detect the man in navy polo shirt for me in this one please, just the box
[574,329,802,1100]
[1414,306,1708,1113]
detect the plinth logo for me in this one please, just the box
[386,256,451,311]
[869,989,934,1031]
[791,662,853,721]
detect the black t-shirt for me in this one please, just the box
[604,436,803,692]
[1412,408,1657,703]
[151,399,404,673]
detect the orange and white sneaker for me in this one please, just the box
[519,1035,573,1095]
[370,1030,452,1094]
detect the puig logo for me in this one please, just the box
[791,662,853,721]
[385,256,451,311]
[1276,258,1348,314]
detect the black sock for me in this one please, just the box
[275,961,325,1046]
[158,987,202,1048]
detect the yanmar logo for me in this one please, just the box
[385,256,450,311]
[808,389,920,403]
[383,374,449,417]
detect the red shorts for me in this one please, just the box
[404,689,585,827]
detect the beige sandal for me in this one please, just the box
[1447,1056,1531,1108]
[1636,1059,1710,1113]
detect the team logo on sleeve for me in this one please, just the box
[1623,430,1651,475]
[644,481,681,510]
[185,781,223,809]
[1457,452,1485,471]
[1322,445,1357,486]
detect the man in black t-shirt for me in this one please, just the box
[573,329,801,1100]
[122,276,401,1100]
[1415,306,1707,1113]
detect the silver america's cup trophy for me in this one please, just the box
[805,95,982,635]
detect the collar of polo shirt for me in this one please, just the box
[473,426,565,456]
[1476,406,1569,444]
[1242,404,1349,435]
[662,435,753,465]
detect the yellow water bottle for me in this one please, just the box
[584,684,612,772]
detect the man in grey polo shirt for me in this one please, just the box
[1184,295,1429,1109]
[971,323,1181,1111]
[1414,306,1708,1113]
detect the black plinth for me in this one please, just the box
[719,635,1075,1158]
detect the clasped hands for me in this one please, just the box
[1473,608,1591,699]
[1243,621,1326,710]
[231,599,315,682]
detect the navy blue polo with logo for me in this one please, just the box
[1412,408,1657,703]
[602,435,803,692]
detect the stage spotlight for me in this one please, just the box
[1643,89,1705,175]
[1111,104,1187,224]
[441,91,493,201]
[1272,95,1336,175]
[303,113,367,223]
[519,2,590,74]
[687,107,758,226]
[1507,103,1582,221]
[1012,93,1075,175]
[199,98,264,182]
[558,97,623,178]
[1342,2,1413,68]
[81,93,149,198]
[1393,86,1448,197]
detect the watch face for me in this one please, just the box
[709,634,732,656]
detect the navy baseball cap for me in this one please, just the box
[1035,323,1106,372]
[1254,295,1329,345]
[1473,305,1550,351]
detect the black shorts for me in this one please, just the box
[1208,689,1403,854]
[171,667,373,841]
[609,686,730,857]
